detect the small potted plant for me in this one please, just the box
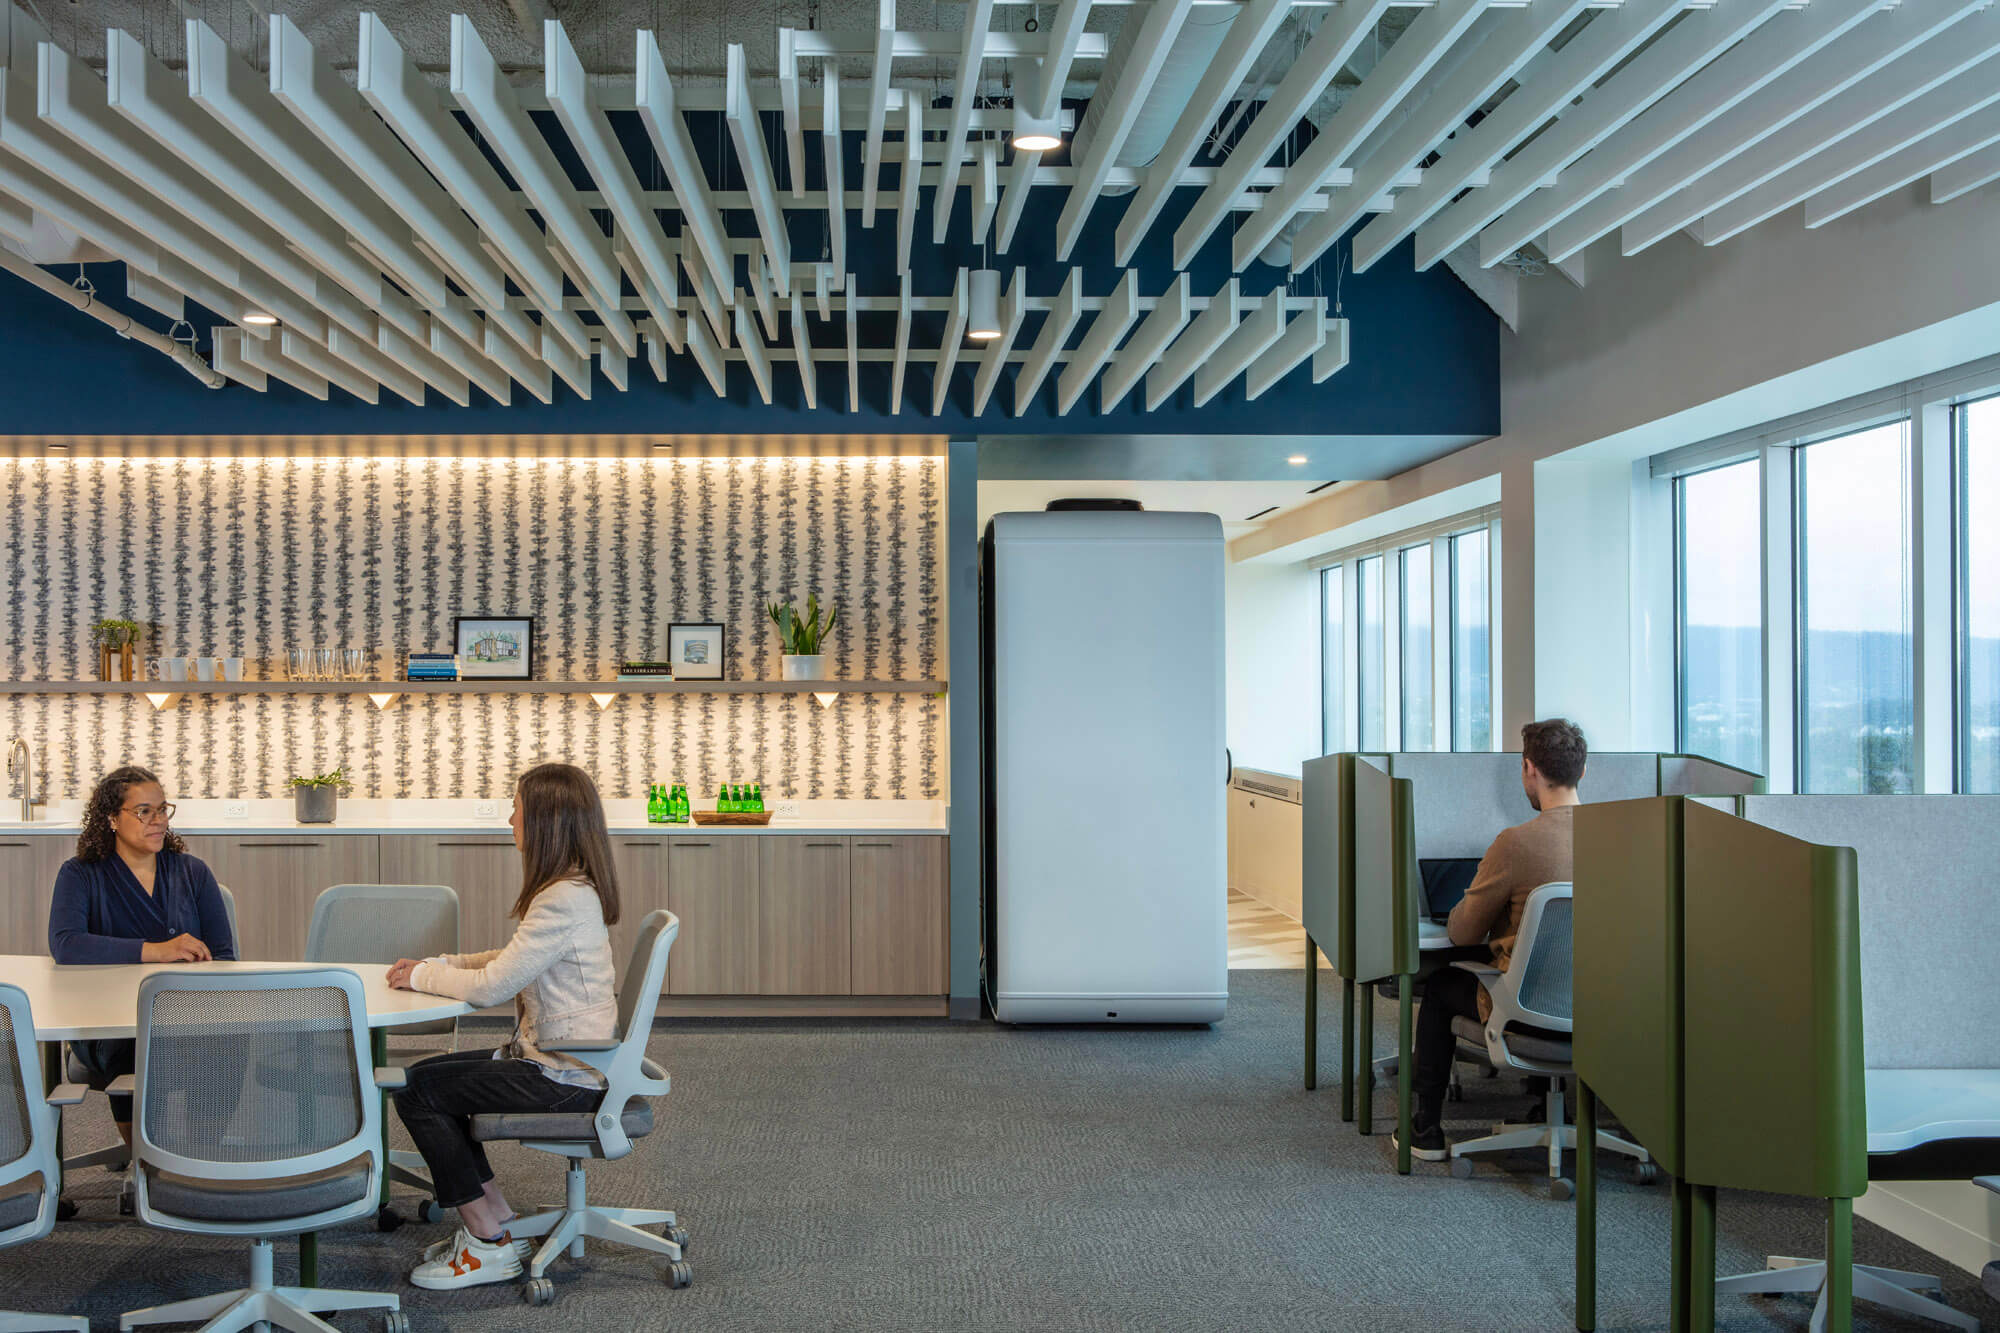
[767,594,839,681]
[93,617,144,681]
[289,766,347,824]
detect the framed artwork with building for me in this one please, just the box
[668,623,726,680]
[456,616,535,679]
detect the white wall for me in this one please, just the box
[1224,558,1320,777]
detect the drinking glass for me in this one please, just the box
[287,648,309,681]
[313,648,336,681]
[145,656,164,681]
[342,649,366,681]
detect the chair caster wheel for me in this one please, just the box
[665,1262,693,1290]
[417,1200,444,1223]
[523,1278,555,1306]
[118,1190,134,1217]
[1551,1177,1575,1202]
[1634,1161,1660,1185]
[382,1311,409,1333]
[376,1205,405,1233]
[666,1226,690,1253]
[1449,1156,1474,1179]
[57,1196,78,1222]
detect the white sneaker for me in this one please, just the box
[410,1227,525,1290]
[422,1227,531,1264]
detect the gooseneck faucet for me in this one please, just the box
[7,737,44,822]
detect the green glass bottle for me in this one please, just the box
[750,782,764,812]
[716,783,731,814]
[670,782,686,824]
[729,783,742,811]
[646,783,661,823]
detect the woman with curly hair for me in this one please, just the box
[48,764,235,1137]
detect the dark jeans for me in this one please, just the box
[393,1050,602,1209]
[1414,965,1485,1123]
[69,1039,137,1124]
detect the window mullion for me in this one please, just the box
[1912,400,1955,793]
[1762,444,1796,793]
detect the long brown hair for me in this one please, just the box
[77,765,186,863]
[512,763,620,925]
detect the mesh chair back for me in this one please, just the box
[139,979,364,1167]
[0,988,33,1177]
[1512,886,1575,1026]
[614,911,676,1042]
[308,885,458,1037]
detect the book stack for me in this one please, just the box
[616,659,675,682]
[406,652,458,682]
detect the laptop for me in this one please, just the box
[1417,857,1482,924]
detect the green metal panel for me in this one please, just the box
[1300,753,1355,978]
[1351,762,1416,983]
[1681,801,1866,1198]
[1573,797,1685,1177]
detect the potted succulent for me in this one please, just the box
[93,617,144,681]
[767,594,839,681]
[288,766,347,824]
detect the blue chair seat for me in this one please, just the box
[142,1154,372,1225]
[0,1174,43,1231]
[471,1102,652,1146]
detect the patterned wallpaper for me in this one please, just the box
[0,456,944,799]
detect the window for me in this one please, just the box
[1960,394,1999,793]
[1797,423,1915,793]
[1399,546,1435,750]
[1675,460,1764,772]
[1451,528,1492,751]
[1357,556,1385,750]
[1320,566,1345,756]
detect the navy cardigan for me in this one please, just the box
[48,848,238,964]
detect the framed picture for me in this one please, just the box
[456,616,535,680]
[667,623,726,680]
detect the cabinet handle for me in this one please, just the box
[237,841,323,848]
[672,841,712,848]
[804,841,843,847]
[621,841,664,848]
[0,840,28,847]
[854,841,895,847]
[437,840,516,848]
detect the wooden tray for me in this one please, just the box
[691,809,774,826]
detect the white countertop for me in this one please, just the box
[0,798,948,837]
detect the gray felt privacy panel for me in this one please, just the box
[1661,755,1765,798]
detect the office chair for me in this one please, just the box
[303,883,460,1228]
[62,884,244,1214]
[470,910,689,1305]
[0,983,89,1333]
[117,967,408,1333]
[1445,883,1657,1199]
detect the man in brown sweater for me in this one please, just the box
[1396,718,1587,1162]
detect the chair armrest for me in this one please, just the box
[47,1082,88,1108]
[542,1039,620,1052]
[374,1067,408,1092]
[108,1074,135,1096]
[1977,1176,1999,1196]
[1451,961,1503,990]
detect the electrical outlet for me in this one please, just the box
[473,799,500,820]
[775,801,800,819]
[222,799,249,819]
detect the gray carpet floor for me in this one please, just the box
[12,969,1999,1332]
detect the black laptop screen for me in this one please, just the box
[1418,857,1482,921]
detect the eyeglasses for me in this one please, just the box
[120,802,177,825]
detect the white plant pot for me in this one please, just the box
[781,654,827,681]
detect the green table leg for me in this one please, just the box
[1304,933,1318,1092]
[1690,1184,1716,1333]
[1395,975,1413,1175]
[1340,979,1356,1123]
[1357,982,1375,1136]
[1670,1176,1691,1333]
[1576,1082,1597,1331]
[299,1233,318,1289]
[1826,1197,1853,1333]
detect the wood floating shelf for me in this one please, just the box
[0,680,945,711]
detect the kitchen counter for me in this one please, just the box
[0,797,947,837]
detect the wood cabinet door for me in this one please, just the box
[0,836,65,956]
[378,836,522,957]
[756,838,850,995]
[180,835,382,961]
[663,838,758,995]
[608,837,671,991]
[849,837,947,995]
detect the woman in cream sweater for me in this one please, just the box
[387,762,622,1290]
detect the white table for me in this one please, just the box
[6,955,471,1284]
[2,955,468,1040]
[1865,1068,2000,1154]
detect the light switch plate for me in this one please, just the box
[222,800,249,819]
[473,799,500,820]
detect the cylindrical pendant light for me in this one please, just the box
[968,269,1003,341]
[1011,59,1063,152]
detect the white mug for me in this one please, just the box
[164,657,189,682]
[193,657,218,682]
[222,657,244,682]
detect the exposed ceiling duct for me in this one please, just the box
[1073,4,1237,192]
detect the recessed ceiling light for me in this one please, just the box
[46,443,69,451]
[651,441,674,449]
[242,312,278,326]
[1287,455,1308,465]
